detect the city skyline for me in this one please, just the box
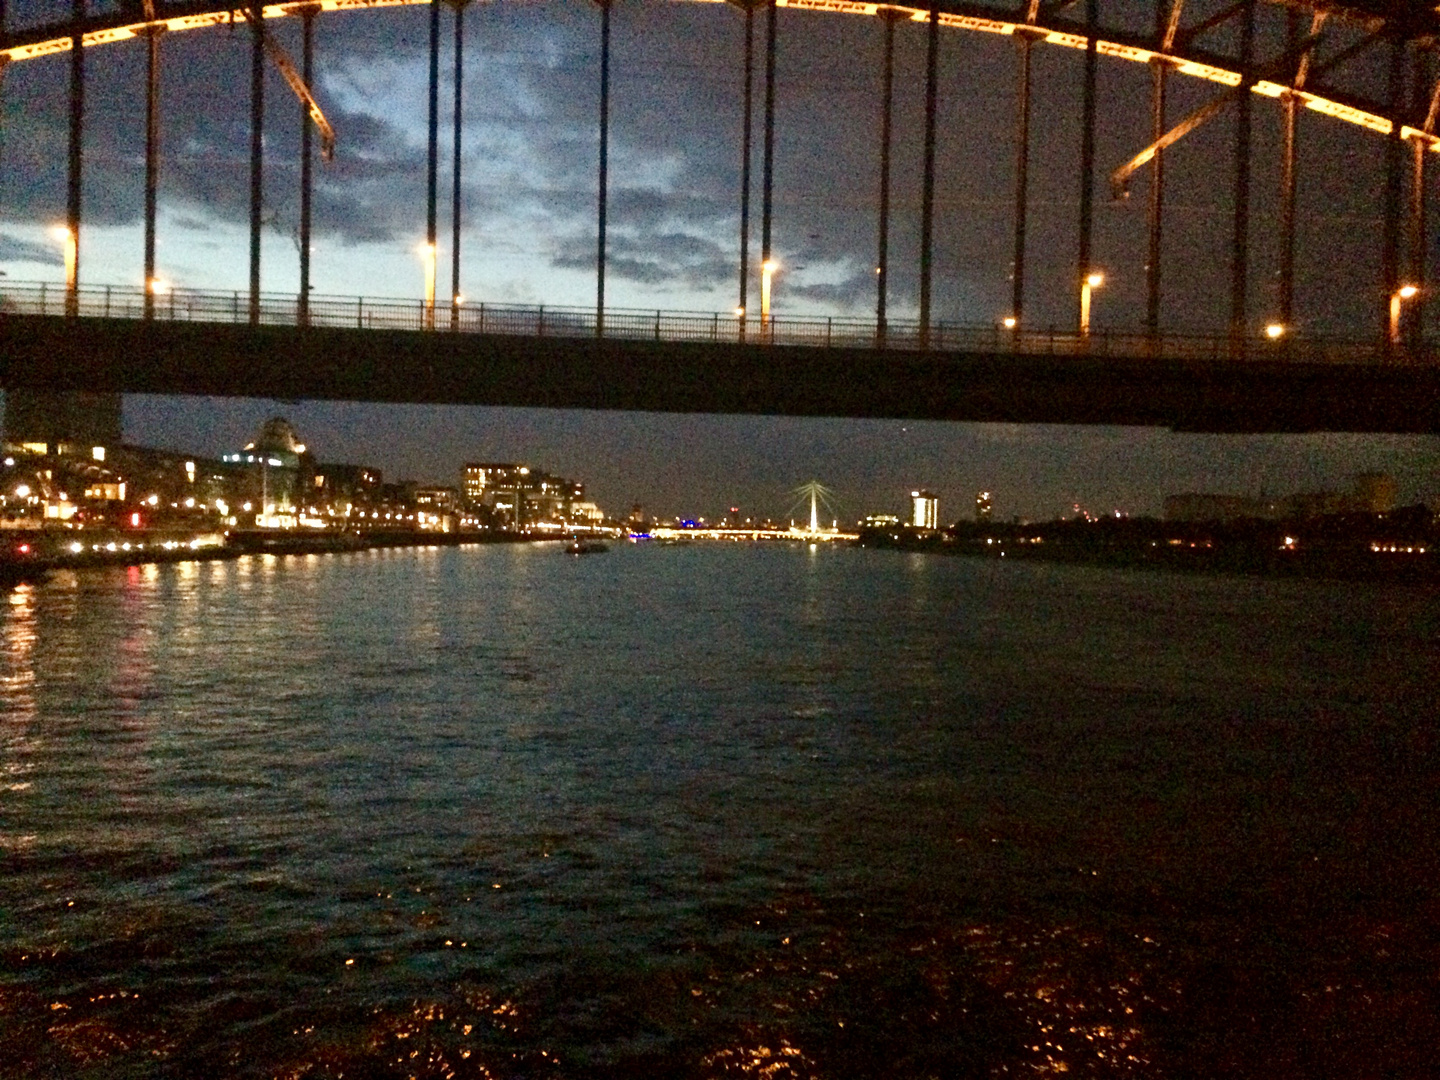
[118,394,1438,522]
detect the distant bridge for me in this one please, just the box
[3,283,1437,434]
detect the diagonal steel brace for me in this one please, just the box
[239,6,336,162]
[1110,33,1322,201]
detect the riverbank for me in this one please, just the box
[0,527,562,586]
[858,512,1439,583]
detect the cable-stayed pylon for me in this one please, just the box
[787,480,837,533]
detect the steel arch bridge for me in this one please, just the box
[2,0,1439,432]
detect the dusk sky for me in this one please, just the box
[2,0,1437,519]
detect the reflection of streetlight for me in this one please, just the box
[1390,284,1419,345]
[419,242,437,329]
[1079,271,1104,337]
[760,259,777,329]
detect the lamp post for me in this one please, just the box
[1078,270,1104,337]
[760,258,777,332]
[1390,284,1418,347]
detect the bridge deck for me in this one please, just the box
[3,305,1437,434]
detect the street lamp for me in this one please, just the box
[1002,316,1018,330]
[1390,284,1419,346]
[1265,323,1286,340]
[1079,271,1104,337]
[760,259,778,330]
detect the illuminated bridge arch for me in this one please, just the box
[1,0,1438,345]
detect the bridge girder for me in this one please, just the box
[2,0,1436,156]
[4,314,1437,435]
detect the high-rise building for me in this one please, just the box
[975,491,993,522]
[463,462,530,504]
[910,490,938,530]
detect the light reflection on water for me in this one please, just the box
[1,543,1438,1078]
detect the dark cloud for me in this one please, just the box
[553,227,731,289]
[0,232,63,266]
[785,272,876,310]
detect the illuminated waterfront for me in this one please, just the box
[2,542,1438,1077]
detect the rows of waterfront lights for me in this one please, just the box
[1,430,614,547]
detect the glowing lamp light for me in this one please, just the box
[419,242,438,329]
[760,260,779,326]
[54,225,78,297]
[1390,285,1420,344]
[1002,316,1018,330]
[1265,323,1286,340]
[14,484,30,498]
[130,512,142,528]
[1079,271,1105,336]
[149,278,170,294]
[734,306,745,318]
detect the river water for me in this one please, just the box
[1,542,1437,1078]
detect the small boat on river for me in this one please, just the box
[564,537,609,555]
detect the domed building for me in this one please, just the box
[222,417,316,527]
[252,417,307,457]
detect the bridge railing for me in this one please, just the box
[1,280,1428,366]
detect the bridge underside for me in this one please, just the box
[2,316,1436,435]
